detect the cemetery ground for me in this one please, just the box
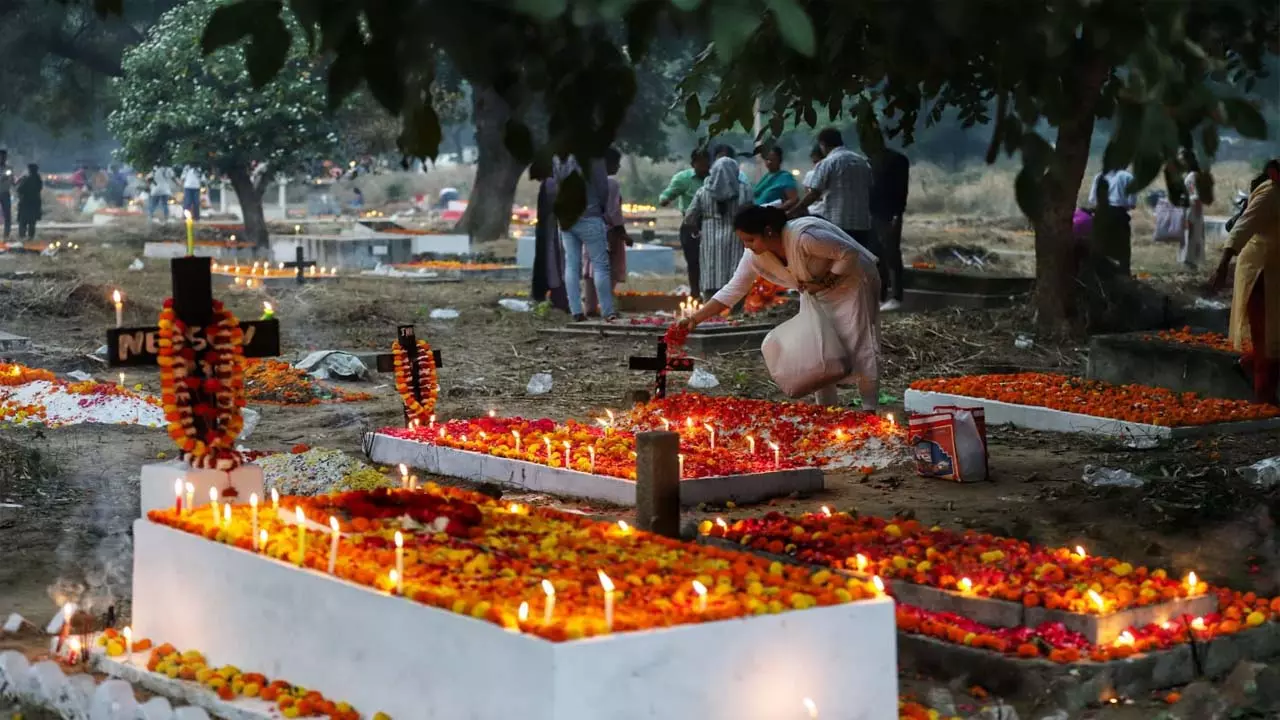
[3,212,1280,719]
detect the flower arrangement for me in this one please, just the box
[910,373,1280,426]
[742,278,790,314]
[158,298,247,470]
[0,361,161,427]
[146,484,885,641]
[245,359,372,406]
[392,338,438,424]
[1148,326,1249,355]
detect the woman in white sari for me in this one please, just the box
[677,205,882,409]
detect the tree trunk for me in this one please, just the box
[457,86,526,242]
[1033,59,1108,339]
[227,166,270,252]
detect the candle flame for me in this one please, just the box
[398,463,408,478]
[186,482,194,494]
[123,626,131,641]
[518,601,529,623]
[685,417,693,429]
[329,516,339,533]
[389,569,398,587]
[886,413,896,427]
[1087,589,1106,612]
[271,488,279,505]
[112,289,121,304]
[184,210,192,221]
[223,503,231,523]
[174,479,182,496]
[1075,545,1087,558]
[617,520,630,532]
[692,580,707,597]
[509,503,522,513]
[606,409,615,422]
[69,637,81,652]
[1186,571,1198,591]
[820,506,832,517]
[395,531,404,548]
[542,579,555,598]
[855,553,869,572]
[259,529,268,547]
[958,577,974,594]
[768,441,780,451]
[803,698,818,718]
[489,409,497,417]
[263,301,273,314]
[250,493,257,508]
[1191,616,1206,631]
[872,575,885,594]
[1114,630,1135,647]
[597,569,614,593]
[715,517,728,530]
[63,602,75,622]
[295,506,304,523]
[209,487,218,503]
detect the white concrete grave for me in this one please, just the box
[365,432,824,506]
[139,460,264,516]
[132,519,898,720]
[905,389,1280,439]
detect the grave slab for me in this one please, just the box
[1025,593,1219,646]
[0,331,31,352]
[139,461,264,516]
[904,389,1280,439]
[1087,332,1253,401]
[132,519,899,720]
[364,432,823,507]
[616,293,686,313]
[539,320,776,354]
[901,270,1034,312]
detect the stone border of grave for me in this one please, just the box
[1087,332,1254,401]
[696,536,1280,708]
[364,432,823,507]
[131,518,900,720]
[904,389,1280,439]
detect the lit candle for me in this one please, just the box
[209,487,219,525]
[184,211,194,255]
[1191,616,1206,632]
[184,483,194,512]
[394,531,404,594]
[518,601,529,627]
[543,436,552,461]
[769,441,780,469]
[512,430,521,453]
[704,423,715,451]
[820,506,832,517]
[388,569,399,594]
[958,577,974,595]
[747,435,755,454]
[660,417,670,431]
[872,576,886,595]
[112,290,123,327]
[271,488,279,512]
[617,520,630,533]
[563,441,572,468]
[489,409,497,418]
[1186,571,1199,595]
[429,414,436,426]
[542,579,556,625]
[258,528,267,553]
[328,516,340,575]
[1087,589,1106,613]
[588,446,596,473]
[173,479,183,514]
[67,637,81,664]
[222,503,230,526]
[294,506,306,566]
[598,569,615,632]
[886,413,896,428]
[803,697,818,719]
[122,626,133,661]
[692,580,707,613]
[118,372,125,388]
[261,302,274,320]
[855,553,868,572]
[294,224,301,234]
[399,464,409,488]
[678,453,685,479]
[715,517,728,532]
[250,493,258,547]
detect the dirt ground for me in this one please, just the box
[1,213,1274,717]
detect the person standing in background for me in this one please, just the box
[871,147,909,311]
[530,159,569,312]
[181,165,203,221]
[1088,166,1137,275]
[148,165,175,224]
[15,164,42,240]
[795,145,826,218]
[584,148,631,316]
[790,128,884,293]
[1178,148,1207,268]
[754,146,799,207]
[557,155,617,322]
[0,148,12,240]
[684,155,753,298]
[659,148,711,294]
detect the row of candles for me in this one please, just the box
[110,291,276,326]
[214,262,340,277]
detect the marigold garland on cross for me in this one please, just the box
[393,338,439,423]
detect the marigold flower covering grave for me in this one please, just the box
[131,483,899,719]
[367,394,901,505]
[1087,329,1257,401]
[907,373,1280,438]
[244,359,372,406]
[0,361,163,427]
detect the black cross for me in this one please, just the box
[628,339,694,399]
[282,246,317,285]
[394,324,443,421]
[105,256,281,445]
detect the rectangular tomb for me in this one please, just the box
[132,520,898,720]
[901,269,1034,312]
[1087,332,1253,401]
[904,389,1280,439]
[365,432,823,507]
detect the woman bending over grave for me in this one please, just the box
[676,204,882,410]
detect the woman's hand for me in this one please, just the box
[799,273,840,294]
[1207,251,1235,294]
[675,316,698,332]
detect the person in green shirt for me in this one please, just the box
[659,148,711,292]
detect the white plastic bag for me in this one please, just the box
[761,293,850,397]
[1153,199,1186,243]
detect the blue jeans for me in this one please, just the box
[562,216,613,317]
[183,188,201,221]
[148,194,170,222]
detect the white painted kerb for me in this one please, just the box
[133,520,898,720]
[365,432,825,506]
[905,389,1280,439]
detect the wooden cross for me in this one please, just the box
[282,246,317,285]
[394,324,443,411]
[628,339,693,399]
[105,256,281,444]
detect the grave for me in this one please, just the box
[541,318,776,354]
[0,330,31,352]
[372,262,528,282]
[106,254,275,514]
[629,339,694,398]
[270,233,415,269]
[615,292,686,313]
[901,268,1034,311]
[211,248,340,288]
[515,236,676,276]
[1087,331,1253,401]
[905,387,1280,439]
[350,220,472,255]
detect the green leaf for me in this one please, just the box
[767,0,816,57]
[504,120,535,164]
[399,102,442,159]
[684,93,701,129]
[244,12,291,89]
[554,170,587,228]
[1222,98,1268,140]
[200,1,263,56]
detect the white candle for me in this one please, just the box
[747,435,756,454]
[271,488,279,512]
[399,464,409,488]
[250,493,259,548]
[394,531,404,594]
[173,479,183,514]
[518,601,529,628]
[184,483,194,513]
[769,441,780,469]
[388,569,399,594]
[660,417,670,431]
[692,580,708,613]
[543,436,551,461]
[258,529,268,553]
[512,430,521,453]
[409,475,417,491]
[542,579,556,625]
[222,503,230,526]
[803,697,818,718]
[294,507,306,566]
[112,290,123,328]
[209,487,219,525]
[598,569,615,632]
[122,626,133,661]
[704,423,715,451]
[678,453,685,479]
[562,441,571,468]
[328,516,340,575]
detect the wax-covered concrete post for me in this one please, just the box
[635,431,680,537]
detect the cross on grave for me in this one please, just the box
[105,257,281,442]
[628,339,694,399]
[394,324,443,424]
[283,246,316,285]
